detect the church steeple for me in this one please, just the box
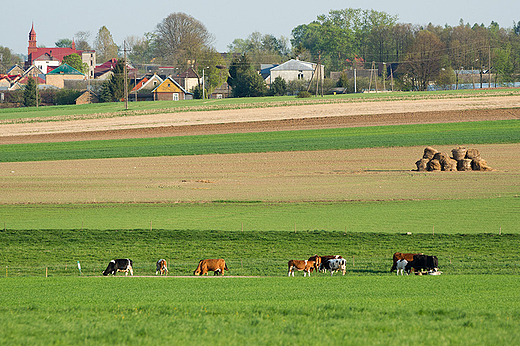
[28,23,37,56]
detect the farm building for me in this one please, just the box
[152,76,193,101]
[266,59,324,85]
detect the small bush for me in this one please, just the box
[296,91,312,98]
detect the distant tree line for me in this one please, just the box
[4,8,520,106]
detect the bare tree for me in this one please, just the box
[154,12,215,67]
[94,26,118,63]
[403,30,446,90]
[75,31,92,51]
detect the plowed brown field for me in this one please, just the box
[1,96,519,204]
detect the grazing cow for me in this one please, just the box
[103,259,133,276]
[156,259,168,275]
[288,260,315,277]
[405,254,439,274]
[309,255,343,273]
[320,258,347,276]
[396,259,408,276]
[193,259,228,276]
[391,252,422,272]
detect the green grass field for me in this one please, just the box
[1,197,518,233]
[1,276,519,345]
[1,228,518,277]
[1,119,520,162]
[2,91,520,344]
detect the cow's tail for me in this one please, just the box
[224,262,229,271]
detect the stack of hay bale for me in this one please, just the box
[415,146,493,171]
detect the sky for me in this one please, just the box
[2,0,519,57]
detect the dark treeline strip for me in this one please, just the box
[1,119,519,162]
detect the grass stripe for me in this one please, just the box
[1,197,518,233]
[1,119,520,162]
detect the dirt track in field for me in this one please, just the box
[1,95,519,144]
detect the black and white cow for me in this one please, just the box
[396,259,408,275]
[405,255,438,274]
[319,258,347,276]
[103,259,133,276]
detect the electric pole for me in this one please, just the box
[123,40,128,110]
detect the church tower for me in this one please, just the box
[28,23,37,57]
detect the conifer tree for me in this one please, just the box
[23,77,39,107]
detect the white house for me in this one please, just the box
[268,59,324,85]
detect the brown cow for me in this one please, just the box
[156,259,168,275]
[193,259,228,276]
[288,259,315,277]
[391,252,422,272]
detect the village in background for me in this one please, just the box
[1,10,519,107]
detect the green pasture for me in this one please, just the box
[0,197,518,233]
[1,88,517,121]
[1,226,519,277]
[1,119,520,162]
[0,276,519,345]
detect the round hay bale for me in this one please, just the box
[427,159,442,171]
[457,159,472,171]
[433,152,451,163]
[442,158,458,171]
[451,147,467,161]
[423,147,438,160]
[472,158,492,171]
[465,148,481,159]
[415,159,429,171]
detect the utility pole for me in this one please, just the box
[390,64,394,92]
[489,46,492,88]
[354,68,357,93]
[123,40,128,110]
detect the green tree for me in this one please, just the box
[94,26,118,63]
[23,77,40,107]
[99,81,113,103]
[228,54,267,97]
[196,48,228,97]
[0,46,22,74]
[435,67,456,89]
[55,38,73,48]
[270,76,287,96]
[62,54,88,74]
[228,32,290,68]
[55,89,82,105]
[100,59,130,102]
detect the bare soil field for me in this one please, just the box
[1,95,519,144]
[2,144,519,204]
[1,96,519,204]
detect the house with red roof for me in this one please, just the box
[25,23,96,78]
[94,58,139,80]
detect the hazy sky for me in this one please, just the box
[2,0,519,57]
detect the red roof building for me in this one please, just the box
[25,23,96,78]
